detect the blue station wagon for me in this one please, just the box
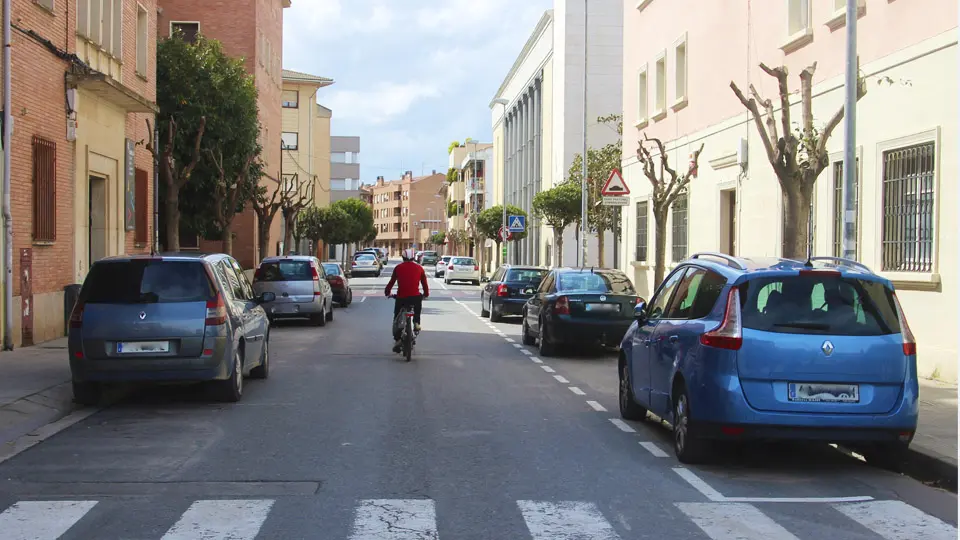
[68,254,275,405]
[618,253,919,467]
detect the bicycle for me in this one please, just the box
[389,294,419,361]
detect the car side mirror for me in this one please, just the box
[634,301,647,322]
[258,292,276,304]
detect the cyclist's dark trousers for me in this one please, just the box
[393,295,423,340]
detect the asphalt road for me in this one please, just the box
[0,261,956,539]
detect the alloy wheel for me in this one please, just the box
[234,351,243,396]
[675,394,689,455]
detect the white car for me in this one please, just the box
[434,256,452,278]
[444,256,480,285]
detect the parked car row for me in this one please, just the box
[67,253,354,406]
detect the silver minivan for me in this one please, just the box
[252,256,335,326]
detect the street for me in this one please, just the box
[0,261,956,539]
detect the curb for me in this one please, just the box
[903,445,958,493]
[0,382,80,459]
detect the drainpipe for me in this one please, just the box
[152,125,159,253]
[2,0,13,350]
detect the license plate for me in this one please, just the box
[117,341,170,353]
[523,288,534,295]
[457,266,471,271]
[787,382,860,403]
[585,303,619,312]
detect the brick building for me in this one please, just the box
[1,0,158,347]
[371,172,446,257]
[156,0,289,268]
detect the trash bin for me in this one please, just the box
[63,284,81,333]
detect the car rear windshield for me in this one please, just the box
[506,269,547,283]
[557,271,636,295]
[452,258,476,266]
[356,254,375,261]
[739,274,901,336]
[257,260,315,282]
[81,260,215,304]
[322,264,341,275]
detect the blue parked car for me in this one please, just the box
[619,253,918,467]
[68,253,275,405]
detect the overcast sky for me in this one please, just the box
[282,0,551,184]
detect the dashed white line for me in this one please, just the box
[586,400,606,411]
[553,375,570,384]
[513,344,523,349]
[569,387,587,396]
[360,296,366,303]
[540,365,556,373]
[609,418,636,433]
[505,338,516,343]
[639,442,669,458]
[520,349,533,355]
[530,356,543,363]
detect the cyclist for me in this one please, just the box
[384,248,429,353]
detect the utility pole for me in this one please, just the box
[579,0,589,268]
[841,0,858,261]
[2,0,13,350]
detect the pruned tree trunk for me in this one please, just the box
[221,226,233,256]
[597,226,605,268]
[553,228,564,268]
[145,116,206,253]
[257,219,272,260]
[164,195,180,253]
[782,182,814,259]
[653,207,668,288]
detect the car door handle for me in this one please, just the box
[668,335,679,343]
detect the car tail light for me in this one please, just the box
[554,296,570,315]
[700,287,742,350]
[799,269,841,277]
[69,302,85,329]
[497,284,508,297]
[474,265,479,271]
[254,268,263,280]
[205,295,228,326]
[352,260,358,266]
[311,265,320,281]
[449,264,454,270]
[892,292,916,356]
[635,297,643,305]
[330,276,344,287]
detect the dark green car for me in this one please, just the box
[420,251,439,266]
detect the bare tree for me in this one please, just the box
[251,174,284,261]
[636,135,704,287]
[144,116,206,252]
[730,62,866,259]
[206,148,256,255]
[281,175,312,254]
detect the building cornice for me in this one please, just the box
[489,9,553,108]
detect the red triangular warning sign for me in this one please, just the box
[601,169,630,196]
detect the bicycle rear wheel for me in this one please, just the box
[403,315,413,361]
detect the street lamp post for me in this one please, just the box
[841,0,858,261]
[579,0,589,268]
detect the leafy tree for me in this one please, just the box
[295,206,326,256]
[730,62,866,259]
[205,149,259,255]
[532,181,581,267]
[565,114,622,267]
[446,167,460,183]
[428,231,446,246]
[477,204,527,266]
[331,198,375,264]
[447,141,462,154]
[635,134,705,287]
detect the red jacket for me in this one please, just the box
[385,261,429,298]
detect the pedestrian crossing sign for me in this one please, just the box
[508,215,526,233]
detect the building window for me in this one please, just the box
[671,193,688,262]
[170,21,199,43]
[136,5,148,76]
[281,132,298,150]
[832,158,859,258]
[331,152,346,164]
[32,136,57,242]
[37,0,54,11]
[787,0,811,36]
[331,179,346,190]
[881,142,936,273]
[135,168,149,244]
[635,200,648,262]
[282,90,298,108]
[78,0,121,56]
[673,34,688,106]
[636,65,648,126]
[654,51,667,117]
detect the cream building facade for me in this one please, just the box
[618,0,957,381]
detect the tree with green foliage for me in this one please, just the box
[447,141,462,154]
[532,181,581,267]
[446,167,460,183]
[331,198,375,264]
[477,204,527,266]
[428,231,446,247]
[565,114,622,267]
[295,206,324,255]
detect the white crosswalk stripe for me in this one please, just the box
[0,497,954,539]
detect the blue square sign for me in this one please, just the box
[508,215,526,232]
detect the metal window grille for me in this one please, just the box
[635,200,648,262]
[671,193,688,262]
[881,142,935,272]
[32,136,57,242]
[832,158,859,258]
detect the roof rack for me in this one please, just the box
[690,252,747,270]
[807,257,873,274]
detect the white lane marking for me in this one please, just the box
[639,442,669,457]
[675,502,801,540]
[540,365,556,373]
[161,500,274,540]
[513,344,523,349]
[435,279,448,290]
[569,387,587,396]
[553,375,570,384]
[360,296,366,303]
[586,400,606,411]
[673,468,727,502]
[349,499,437,540]
[609,418,636,433]
[505,337,516,343]
[833,500,958,540]
[520,349,533,355]
[530,356,543,363]
[518,500,621,540]
[0,501,98,540]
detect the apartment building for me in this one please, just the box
[157,0,289,268]
[444,141,493,264]
[490,1,623,268]
[371,172,445,257]
[329,136,361,202]
[1,0,158,347]
[618,0,957,381]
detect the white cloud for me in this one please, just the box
[284,0,395,42]
[324,81,441,124]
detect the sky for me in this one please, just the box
[282,0,552,185]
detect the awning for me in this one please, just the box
[66,72,158,114]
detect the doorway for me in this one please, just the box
[720,189,737,255]
[89,175,107,268]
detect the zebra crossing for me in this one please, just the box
[0,497,955,539]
